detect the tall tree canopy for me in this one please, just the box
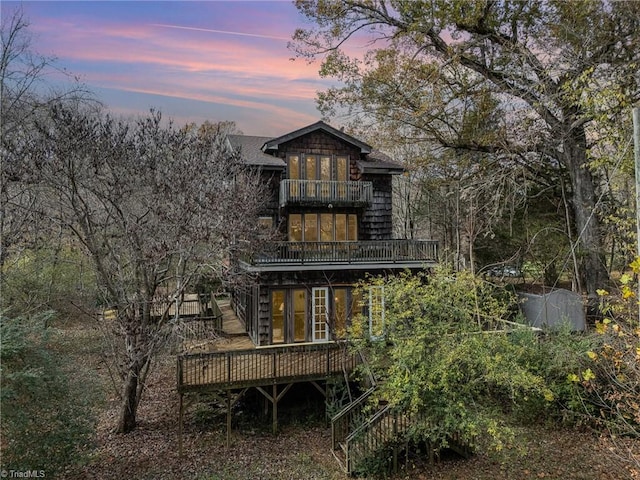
[292,0,640,296]
[26,104,263,433]
[1,7,92,268]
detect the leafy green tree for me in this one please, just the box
[0,311,98,474]
[573,269,640,438]
[292,0,640,297]
[350,270,556,454]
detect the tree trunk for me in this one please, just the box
[115,362,140,433]
[564,127,609,297]
[114,311,150,434]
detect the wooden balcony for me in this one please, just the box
[279,179,373,207]
[177,341,357,392]
[243,240,438,271]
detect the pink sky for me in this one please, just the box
[3,1,345,136]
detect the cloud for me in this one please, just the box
[150,23,290,42]
[18,1,327,134]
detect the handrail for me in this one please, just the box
[331,386,377,450]
[177,341,358,391]
[345,405,411,474]
[250,240,438,266]
[280,179,372,206]
[210,294,223,323]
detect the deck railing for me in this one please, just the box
[332,387,377,450]
[344,406,412,474]
[250,240,438,266]
[280,179,372,207]
[173,294,224,349]
[177,341,357,391]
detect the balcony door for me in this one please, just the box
[271,289,307,344]
[319,156,331,198]
[289,155,300,198]
[304,155,316,198]
[312,287,329,342]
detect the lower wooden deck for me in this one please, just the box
[177,299,358,392]
[176,298,360,448]
[178,341,357,392]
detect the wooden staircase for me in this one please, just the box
[331,386,472,475]
[331,385,414,475]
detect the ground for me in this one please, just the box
[60,326,639,480]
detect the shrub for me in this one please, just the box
[0,311,98,475]
[349,269,560,456]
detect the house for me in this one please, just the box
[227,120,438,346]
[175,120,438,455]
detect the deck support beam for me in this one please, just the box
[256,383,293,434]
[310,380,329,425]
[225,388,248,448]
[178,393,183,457]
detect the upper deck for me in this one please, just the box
[240,239,438,272]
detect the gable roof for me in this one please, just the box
[359,150,404,174]
[228,121,404,174]
[227,134,286,169]
[262,120,372,154]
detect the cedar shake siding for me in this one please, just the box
[228,121,437,347]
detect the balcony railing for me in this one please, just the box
[177,341,358,391]
[246,240,438,267]
[280,179,373,207]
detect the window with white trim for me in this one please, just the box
[369,286,385,339]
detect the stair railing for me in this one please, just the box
[344,405,412,474]
[331,386,377,450]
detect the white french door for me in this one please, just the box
[312,287,329,342]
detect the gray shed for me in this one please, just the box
[518,288,586,331]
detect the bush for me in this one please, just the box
[349,269,561,456]
[0,311,98,475]
[1,245,96,319]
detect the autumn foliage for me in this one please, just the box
[571,261,640,437]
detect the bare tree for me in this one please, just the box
[1,6,93,268]
[32,104,262,433]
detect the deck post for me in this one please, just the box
[226,389,232,448]
[178,393,183,458]
[272,384,278,435]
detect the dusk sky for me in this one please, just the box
[3,1,344,136]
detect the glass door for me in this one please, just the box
[305,155,317,198]
[288,155,300,199]
[320,156,331,198]
[271,290,285,344]
[336,156,348,199]
[293,289,307,342]
[312,287,329,342]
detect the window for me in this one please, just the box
[333,288,348,338]
[305,155,317,197]
[289,214,302,242]
[305,213,318,242]
[369,286,385,339]
[287,154,350,182]
[272,290,285,343]
[320,214,333,242]
[289,155,300,197]
[287,213,358,242]
[293,289,307,342]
